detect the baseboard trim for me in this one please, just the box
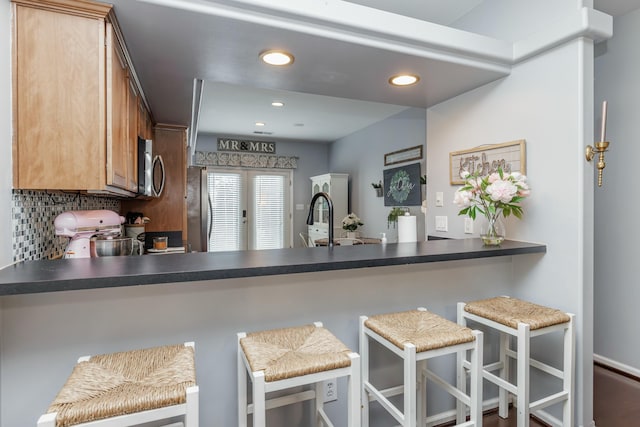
[593,353,640,381]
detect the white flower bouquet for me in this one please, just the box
[342,213,364,232]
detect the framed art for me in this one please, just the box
[449,139,526,185]
[384,145,423,166]
[383,162,421,206]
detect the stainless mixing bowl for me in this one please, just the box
[90,237,133,257]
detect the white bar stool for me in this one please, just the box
[458,296,575,427]
[360,308,483,427]
[37,342,199,427]
[237,322,360,427]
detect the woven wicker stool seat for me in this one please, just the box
[237,322,360,427]
[37,342,199,427]
[464,296,571,330]
[360,308,483,427]
[458,296,575,427]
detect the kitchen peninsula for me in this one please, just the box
[0,239,545,426]
[0,239,544,295]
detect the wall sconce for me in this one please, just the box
[586,101,610,187]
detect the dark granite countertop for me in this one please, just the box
[0,239,545,296]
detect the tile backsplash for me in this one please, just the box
[12,190,121,261]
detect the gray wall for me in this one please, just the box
[1,258,521,427]
[426,34,596,427]
[329,108,427,243]
[1,0,12,412]
[593,7,640,375]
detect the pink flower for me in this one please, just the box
[486,180,518,203]
[453,190,473,207]
[488,172,500,183]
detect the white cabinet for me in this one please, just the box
[308,173,348,243]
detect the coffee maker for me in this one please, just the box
[54,210,124,258]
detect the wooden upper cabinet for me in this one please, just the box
[127,79,139,193]
[106,22,129,191]
[13,3,107,190]
[12,0,150,196]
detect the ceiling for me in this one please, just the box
[107,0,638,144]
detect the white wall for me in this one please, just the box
[593,8,640,374]
[329,108,426,242]
[427,38,595,425]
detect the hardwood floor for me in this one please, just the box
[593,363,640,426]
[445,364,637,426]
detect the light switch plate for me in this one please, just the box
[435,216,448,232]
[435,192,444,207]
[464,217,473,234]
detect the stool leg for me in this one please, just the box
[360,316,370,427]
[252,371,266,427]
[315,380,324,426]
[516,323,530,427]
[403,344,417,427]
[563,315,575,427]
[185,385,199,427]
[237,334,248,427]
[498,331,509,419]
[348,352,362,427]
[456,303,468,424]
[417,359,427,426]
[469,331,483,426]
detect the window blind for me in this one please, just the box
[252,174,284,250]
[208,172,243,252]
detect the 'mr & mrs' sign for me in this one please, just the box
[449,139,526,185]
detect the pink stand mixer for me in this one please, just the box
[54,210,125,259]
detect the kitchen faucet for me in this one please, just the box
[307,192,334,248]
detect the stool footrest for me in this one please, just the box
[505,348,564,380]
[423,368,470,407]
[530,390,570,412]
[247,389,316,414]
[363,381,405,425]
[318,407,334,427]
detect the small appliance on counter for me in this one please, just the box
[54,210,125,259]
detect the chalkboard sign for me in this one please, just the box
[383,162,421,206]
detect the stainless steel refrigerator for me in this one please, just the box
[186,166,211,252]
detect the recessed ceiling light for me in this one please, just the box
[271,101,284,107]
[260,50,294,66]
[255,122,265,126]
[389,74,420,86]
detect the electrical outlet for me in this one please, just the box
[323,379,337,402]
[464,217,474,234]
[435,216,448,232]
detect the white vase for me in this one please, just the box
[346,231,357,239]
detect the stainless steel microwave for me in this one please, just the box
[137,137,165,198]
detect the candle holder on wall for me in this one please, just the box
[585,141,609,187]
[586,100,610,187]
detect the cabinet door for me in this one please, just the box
[13,5,105,190]
[127,79,138,192]
[106,23,129,190]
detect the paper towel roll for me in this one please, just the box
[397,215,417,243]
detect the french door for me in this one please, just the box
[207,168,292,252]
